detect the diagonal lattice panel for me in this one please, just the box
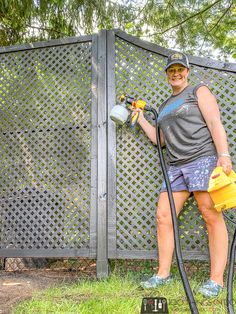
[188,66,236,176]
[114,36,236,258]
[116,127,161,251]
[0,44,91,132]
[0,187,90,250]
[0,41,93,254]
[115,38,178,253]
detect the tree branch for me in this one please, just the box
[132,0,149,21]
[148,0,223,36]
[198,3,232,54]
[161,1,173,31]
[209,3,232,33]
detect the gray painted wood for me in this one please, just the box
[114,29,236,73]
[89,34,98,257]
[96,30,109,278]
[0,249,95,258]
[111,32,236,262]
[114,250,209,260]
[107,30,117,258]
[0,35,93,54]
[0,30,235,270]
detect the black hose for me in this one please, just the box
[227,227,236,314]
[223,211,236,226]
[149,107,199,314]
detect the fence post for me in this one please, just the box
[107,30,117,259]
[90,34,98,258]
[96,30,109,278]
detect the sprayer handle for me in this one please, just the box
[131,112,139,126]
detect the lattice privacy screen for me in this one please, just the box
[0,41,93,255]
[114,36,236,259]
[0,30,235,263]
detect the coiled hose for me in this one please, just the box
[227,225,236,314]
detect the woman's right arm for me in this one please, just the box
[134,109,165,146]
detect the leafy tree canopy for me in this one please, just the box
[0,0,235,61]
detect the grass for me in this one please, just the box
[13,262,235,314]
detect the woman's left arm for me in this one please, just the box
[196,85,232,175]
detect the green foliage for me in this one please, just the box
[0,0,235,61]
[139,0,235,61]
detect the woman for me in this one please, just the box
[134,52,232,297]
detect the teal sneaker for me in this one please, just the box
[140,275,172,289]
[198,279,223,297]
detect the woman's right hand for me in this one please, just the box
[130,107,157,144]
[131,108,145,124]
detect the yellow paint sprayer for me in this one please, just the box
[208,166,236,212]
[208,166,236,314]
[110,94,151,126]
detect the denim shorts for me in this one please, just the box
[161,155,217,192]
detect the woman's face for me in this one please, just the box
[166,63,189,88]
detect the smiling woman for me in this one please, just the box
[131,51,232,298]
[166,64,189,92]
[165,53,190,94]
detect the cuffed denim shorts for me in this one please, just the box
[161,155,217,192]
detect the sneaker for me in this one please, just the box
[140,274,172,289]
[198,279,223,297]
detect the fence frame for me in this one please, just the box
[0,29,235,278]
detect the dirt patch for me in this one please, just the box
[0,270,84,314]
[0,258,96,313]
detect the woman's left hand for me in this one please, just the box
[217,156,232,175]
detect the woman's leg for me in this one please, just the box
[194,191,228,287]
[157,190,190,277]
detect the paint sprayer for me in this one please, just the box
[110,94,151,126]
[208,166,236,314]
[208,166,236,211]
[110,95,236,314]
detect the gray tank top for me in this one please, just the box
[158,84,216,165]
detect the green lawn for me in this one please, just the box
[13,263,235,314]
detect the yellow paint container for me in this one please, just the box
[208,167,236,212]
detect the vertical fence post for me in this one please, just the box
[96,30,109,278]
[90,34,98,258]
[107,30,117,259]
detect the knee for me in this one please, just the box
[199,205,222,226]
[156,206,172,227]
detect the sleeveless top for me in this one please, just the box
[157,84,216,165]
